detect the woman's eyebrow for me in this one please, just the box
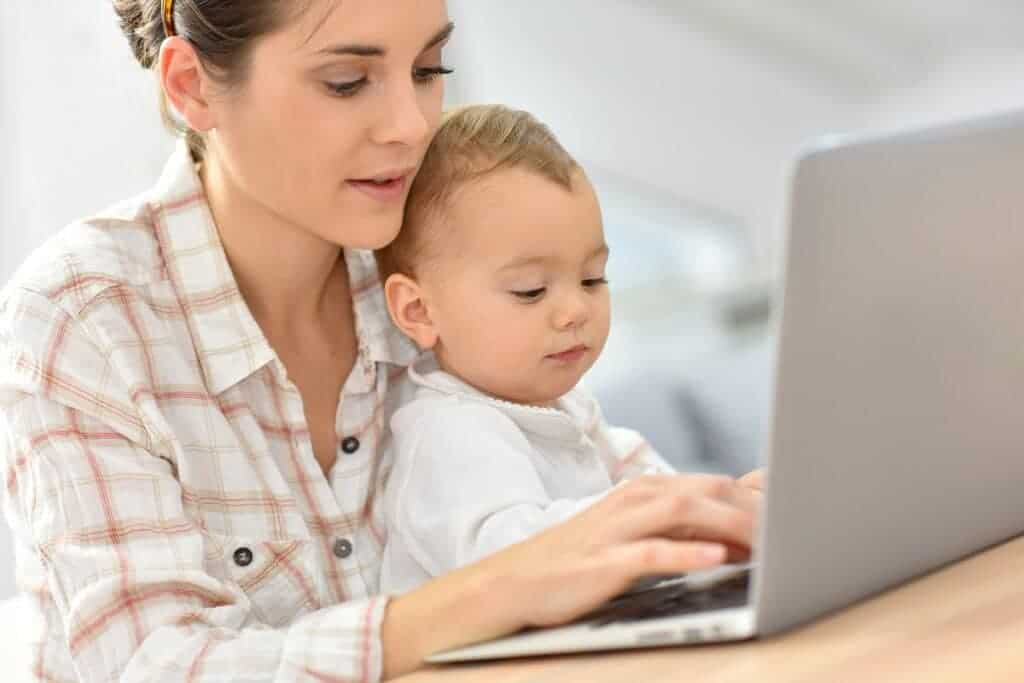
[318,21,455,57]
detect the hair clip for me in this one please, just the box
[162,0,176,37]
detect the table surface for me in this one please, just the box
[397,535,1024,683]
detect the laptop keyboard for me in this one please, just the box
[581,566,752,627]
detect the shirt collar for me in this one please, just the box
[345,249,421,370]
[150,141,418,396]
[407,353,599,441]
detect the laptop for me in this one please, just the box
[428,108,1024,663]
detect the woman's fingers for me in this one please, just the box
[603,538,728,577]
[526,539,728,627]
[595,476,759,549]
[613,474,761,516]
[607,490,756,550]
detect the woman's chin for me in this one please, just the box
[328,220,403,251]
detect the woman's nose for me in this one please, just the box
[371,82,432,148]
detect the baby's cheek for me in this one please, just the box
[487,334,533,371]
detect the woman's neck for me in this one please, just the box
[199,156,350,334]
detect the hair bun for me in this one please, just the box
[112,0,165,69]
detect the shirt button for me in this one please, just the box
[341,436,360,454]
[233,547,254,567]
[333,538,353,559]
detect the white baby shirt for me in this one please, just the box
[379,354,674,594]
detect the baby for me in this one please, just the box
[377,104,674,594]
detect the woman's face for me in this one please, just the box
[203,0,451,250]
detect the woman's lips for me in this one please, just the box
[547,345,588,363]
[347,175,408,203]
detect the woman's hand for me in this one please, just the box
[381,473,760,678]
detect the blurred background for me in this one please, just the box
[3,1,1024,607]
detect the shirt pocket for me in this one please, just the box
[203,532,322,628]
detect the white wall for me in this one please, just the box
[861,48,1024,131]
[446,0,865,271]
[0,3,174,282]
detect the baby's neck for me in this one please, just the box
[431,352,559,409]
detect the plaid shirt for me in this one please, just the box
[0,142,421,682]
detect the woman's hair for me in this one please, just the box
[379,104,581,278]
[112,0,317,160]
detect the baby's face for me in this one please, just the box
[420,166,610,405]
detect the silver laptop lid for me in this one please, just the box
[754,109,1024,635]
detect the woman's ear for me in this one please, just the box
[383,274,440,350]
[159,36,217,132]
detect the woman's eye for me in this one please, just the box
[582,277,609,288]
[413,65,455,84]
[512,287,546,301]
[325,66,452,97]
[324,77,368,98]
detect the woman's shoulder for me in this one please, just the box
[2,191,166,317]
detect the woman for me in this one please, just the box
[0,1,762,681]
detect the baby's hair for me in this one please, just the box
[378,104,581,279]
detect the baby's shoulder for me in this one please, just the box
[391,387,530,448]
[394,388,512,429]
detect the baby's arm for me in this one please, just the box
[586,400,678,483]
[387,400,606,578]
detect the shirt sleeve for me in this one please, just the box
[386,401,608,578]
[0,287,388,683]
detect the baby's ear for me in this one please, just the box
[382,273,439,350]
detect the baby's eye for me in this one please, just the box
[582,277,608,288]
[511,287,546,301]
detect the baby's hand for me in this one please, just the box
[737,468,766,493]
